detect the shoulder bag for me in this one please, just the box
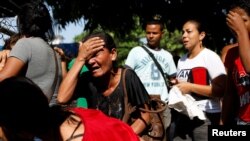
[122,68,167,141]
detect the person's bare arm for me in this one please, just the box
[176,73,226,98]
[211,74,227,97]
[176,82,212,97]
[57,58,85,104]
[0,50,11,71]
[54,47,69,78]
[130,104,150,134]
[0,57,25,81]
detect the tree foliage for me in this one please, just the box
[73,16,183,65]
[45,0,236,52]
[0,0,237,52]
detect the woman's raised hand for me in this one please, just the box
[77,37,104,62]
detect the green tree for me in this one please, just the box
[1,0,235,51]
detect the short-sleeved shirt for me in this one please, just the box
[125,46,177,102]
[10,37,62,102]
[177,48,226,113]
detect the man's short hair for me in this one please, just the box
[144,14,165,30]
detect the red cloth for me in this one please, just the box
[225,47,250,122]
[188,67,209,100]
[189,67,209,85]
[72,108,139,141]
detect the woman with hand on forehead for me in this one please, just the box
[57,32,151,140]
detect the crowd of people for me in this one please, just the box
[0,0,249,140]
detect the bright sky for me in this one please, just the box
[0,4,85,47]
[56,19,85,43]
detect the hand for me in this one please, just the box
[176,82,193,94]
[54,46,65,56]
[226,10,246,36]
[54,47,69,61]
[77,37,104,62]
[169,78,178,85]
[139,137,145,141]
[0,49,11,71]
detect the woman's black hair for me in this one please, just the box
[0,76,71,141]
[0,76,49,140]
[17,2,54,42]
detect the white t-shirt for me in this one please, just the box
[125,45,177,102]
[176,48,226,113]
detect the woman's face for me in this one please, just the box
[182,21,204,52]
[60,114,83,141]
[86,47,117,77]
